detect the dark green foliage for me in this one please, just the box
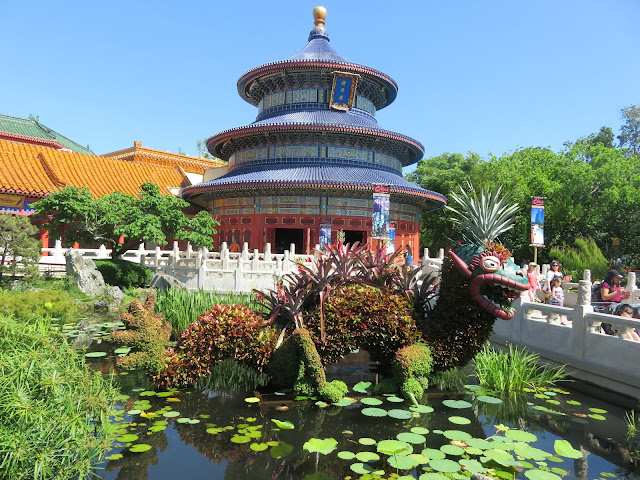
[0,315,119,479]
[266,328,327,391]
[319,380,348,403]
[155,304,278,389]
[198,358,270,392]
[0,213,40,280]
[374,377,398,394]
[294,376,316,396]
[400,377,424,401]
[94,259,152,288]
[305,284,417,365]
[419,256,497,371]
[110,292,172,374]
[549,237,608,280]
[392,343,434,383]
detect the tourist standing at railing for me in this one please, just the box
[544,259,563,292]
[525,262,540,302]
[549,276,567,324]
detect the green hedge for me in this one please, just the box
[94,259,152,288]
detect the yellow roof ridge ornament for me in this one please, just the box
[313,6,327,29]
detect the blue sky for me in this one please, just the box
[2,1,638,174]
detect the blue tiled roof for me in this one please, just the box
[183,165,446,208]
[289,27,347,62]
[252,108,380,130]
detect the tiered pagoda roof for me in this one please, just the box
[183,7,445,211]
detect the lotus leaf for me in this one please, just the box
[388,454,419,469]
[387,396,405,403]
[126,409,142,415]
[410,405,434,414]
[397,432,426,444]
[106,454,123,460]
[410,427,430,435]
[353,381,373,393]
[553,440,582,459]
[350,463,383,475]
[524,469,563,480]
[588,414,606,420]
[448,416,471,425]
[429,458,461,473]
[358,437,377,445]
[337,451,356,460]
[139,391,156,397]
[505,430,538,443]
[231,435,251,444]
[84,351,107,357]
[250,443,269,452]
[356,451,380,462]
[514,444,551,461]
[176,418,191,423]
[443,430,472,441]
[129,444,152,453]
[483,448,516,466]
[419,473,449,480]
[334,397,356,406]
[361,397,384,406]
[476,395,503,404]
[303,438,338,455]
[116,434,139,443]
[162,411,180,418]
[388,409,413,420]
[361,407,387,417]
[270,441,294,458]
[421,448,445,460]
[408,453,429,465]
[377,439,412,456]
[459,459,487,473]
[441,444,465,456]
[442,400,472,409]
[271,419,295,429]
[566,400,581,405]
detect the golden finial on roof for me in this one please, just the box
[313,6,327,29]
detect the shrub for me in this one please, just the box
[319,380,348,403]
[110,292,172,374]
[392,344,434,383]
[0,288,78,320]
[294,376,316,396]
[400,377,424,401]
[266,328,327,391]
[94,259,152,288]
[305,284,417,365]
[155,288,258,337]
[374,377,398,394]
[154,304,278,389]
[0,315,119,479]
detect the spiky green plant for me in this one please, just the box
[446,181,519,244]
[473,343,569,392]
[550,237,609,280]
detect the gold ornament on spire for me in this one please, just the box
[313,6,327,29]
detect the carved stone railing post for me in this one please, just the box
[264,243,272,262]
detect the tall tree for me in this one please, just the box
[618,104,640,156]
[34,183,219,259]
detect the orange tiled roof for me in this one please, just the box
[102,141,226,175]
[0,139,191,198]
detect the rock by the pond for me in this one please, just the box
[149,272,186,292]
[65,249,106,296]
[94,286,125,312]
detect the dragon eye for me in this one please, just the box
[480,256,501,272]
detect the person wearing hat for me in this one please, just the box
[600,269,630,303]
[526,262,540,302]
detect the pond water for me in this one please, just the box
[86,348,640,480]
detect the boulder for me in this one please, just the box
[149,272,187,292]
[94,286,125,312]
[65,249,105,296]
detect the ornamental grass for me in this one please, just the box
[0,315,119,480]
[472,343,569,393]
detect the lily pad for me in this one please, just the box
[85,351,107,357]
[334,397,356,407]
[476,395,503,404]
[361,397,384,406]
[250,442,268,452]
[566,400,581,405]
[397,432,426,444]
[113,347,131,354]
[524,470,563,480]
[411,427,430,435]
[459,459,487,473]
[443,430,472,441]
[270,441,294,458]
[514,444,552,461]
[408,453,430,465]
[387,395,405,403]
[377,439,413,456]
[337,451,356,460]
[350,463,383,475]
[388,409,413,420]
[129,443,152,453]
[442,399,472,409]
[410,404,434,414]
[588,413,606,421]
[244,397,260,403]
[356,451,381,462]
[358,437,377,445]
[116,434,139,443]
[429,458,461,473]
[419,474,449,480]
[361,407,387,417]
[105,453,123,460]
[448,416,471,425]
[176,418,191,423]
[554,439,583,458]
[162,411,180,418]
[126,409,143,415]
[353,381,374,393]
[303,438,337,455]
[271,419,294,429]
[505,430,538,443]
[230,435,251,444]
[422,448,446,460]
[139,391,156,397]
[388,454,419,469]
[441,444,465,456]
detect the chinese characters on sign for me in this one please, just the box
[329,71,360,111]
[530,196,545,247]
[372,184,391,239]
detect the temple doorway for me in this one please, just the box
[344,230,365,246]
[275,228,304,254]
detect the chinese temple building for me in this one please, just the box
[183,7,446,254]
